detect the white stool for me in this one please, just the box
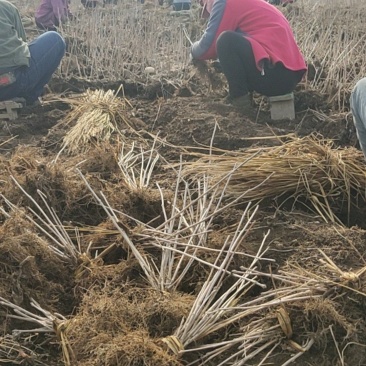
[268,93,295,120]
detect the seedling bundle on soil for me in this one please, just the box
[0,0,366,365]
[183,134,366,225]
[56,88,137,154]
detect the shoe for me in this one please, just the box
[10,97,27,107]
[225,94,257,118]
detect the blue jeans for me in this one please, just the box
[350,77,366,159]
[0,31,65,104]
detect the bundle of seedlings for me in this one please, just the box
[0,335,48,365]
[77,150,271,293]
[183,135,366,224]
[0,203,73,315]
[1,177,121,284]
[161,203,270,355]
[165,239,366,365]
[55,88,141,154]
[0,297,73,366]
[175,267,323,366]
[2,180,79,265]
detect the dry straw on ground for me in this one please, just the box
[58,1,195,82]
[66,286,191,365]
[183,134,366,224]
[0,297,73,366]
[0,336,47,365]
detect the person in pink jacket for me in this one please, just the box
[191,0,307,113]
[35,0,73,31]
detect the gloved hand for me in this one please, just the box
[189,52,206,67]
[211,59,222,73]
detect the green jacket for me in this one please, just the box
[0,0,30,71]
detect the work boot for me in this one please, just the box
[10,97,26,107]
[226,94,257,118]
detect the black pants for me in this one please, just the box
[172,2,191,10]
[36,21,57,32]
[216,31,304,98]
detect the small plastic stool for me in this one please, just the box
[268,93,295,120]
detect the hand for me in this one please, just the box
[211,59,222,73]
[189,53,206,67]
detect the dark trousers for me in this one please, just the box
[216,31,304,98]
[36,21,57,32]
[172,2,191,10]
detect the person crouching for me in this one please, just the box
[0,0,65,106]
[35,0,73,32]
[191,0,307,115]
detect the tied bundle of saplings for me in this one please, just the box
[182,134,366,224]
[55,87,139,154]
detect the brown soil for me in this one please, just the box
[1,11,366,366]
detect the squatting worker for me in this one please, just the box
[191,0,307,114]
[0,0,65,105]
[350,78,366,158]
[35,0,73,31]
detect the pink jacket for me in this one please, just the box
[35,0,71,28]
[192,0,306,73]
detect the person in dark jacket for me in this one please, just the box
[191,0,306,113]
[0,0,65,105]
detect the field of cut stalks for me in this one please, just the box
[0,0,366,365]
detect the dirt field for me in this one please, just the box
[1,1,366,366]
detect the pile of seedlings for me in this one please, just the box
[183,134,366,225]
[1,1,366,365]
[1,115,366,365]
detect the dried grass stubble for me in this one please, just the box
[288,2,366,111]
